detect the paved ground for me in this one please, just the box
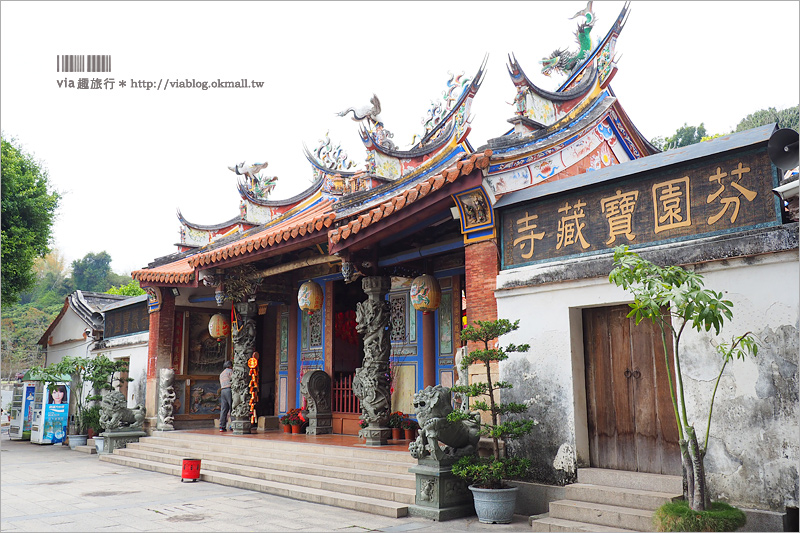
[1,435,532,532]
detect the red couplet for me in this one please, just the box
[181,458,201,482]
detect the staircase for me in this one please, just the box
[530,468,683,532]
[98,431,416,517]
[73,437,96,454]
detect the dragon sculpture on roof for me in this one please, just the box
[228,161,278,199]
[540,0,596,77]
[337,94,382,125]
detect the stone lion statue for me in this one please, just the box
[409,384,480,461]
[100,390,146,432]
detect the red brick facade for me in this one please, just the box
[464,239,499,327]
[145,291,175,425]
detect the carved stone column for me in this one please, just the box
[156,368,175,431]
[230,301,256,435]
[353,276,392,446]
[301,370,332,435]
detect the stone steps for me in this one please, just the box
[99,431,417,517]
[101,454,409,518]
[577,468,682,494]
[72,437,96,454]
[530,516,639,532]
[135,434,414,475]
[530,469,682,532]
[113,447,415,503]
[125,441,415,488]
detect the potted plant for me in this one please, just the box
[286,408,305,434]
[279,413,292,433]
[388,411,404,440]
[401,417,418,440]
[32,354,131,449]
[448,318,535,524]
[82,404,102,440]
[358,418,368,441]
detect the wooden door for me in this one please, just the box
[583,305,681,475]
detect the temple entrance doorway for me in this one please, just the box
[331,280,364,435]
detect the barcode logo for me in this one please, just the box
[57,55,111,72]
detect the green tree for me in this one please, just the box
[664,123,707,151]
[735,105,798,132]
[106,279,145,296]
[449,319,535,489]
[32,354,131,434]
[608,246,757,512]
[71,251,114,292]
[1,135,61,305]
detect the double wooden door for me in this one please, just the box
[583,305,681,475]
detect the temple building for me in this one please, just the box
[129,2,797,526]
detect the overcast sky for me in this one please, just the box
[2,1,798,275]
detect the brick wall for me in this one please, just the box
[464,239,501,425]
[145,290,175,427]
[464,239,499,327]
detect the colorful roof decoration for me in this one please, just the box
[481,1,655,199]
[329,150,492,250]
[134,59,491,286]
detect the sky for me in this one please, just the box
[1,1,798,275]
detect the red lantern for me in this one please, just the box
[411,274,441,314]
[208,313,230,340]
[298,280,324,314]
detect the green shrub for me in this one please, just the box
[451,456,531,490]
[653,500,746,532]
[82,404,102,433]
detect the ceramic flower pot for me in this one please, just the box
[68,434,88,450]
[392,428,402,440]
[282,424,291,433]
[404,428,415,440]
[291,424,301,434]
[468,485,518,524]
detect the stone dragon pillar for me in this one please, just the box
[230,301,257,435]
[353,276,392,446]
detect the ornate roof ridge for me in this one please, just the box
[328,150,492,247]
[507,57,597,102]
[237,173,329,207]
[177,209,245,232]
[332,149,468,217]
[557,1,630,92]
[416,55,487,148]
[360,121,456,159]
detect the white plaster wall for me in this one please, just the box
[97,333,149,408]
[47,310,88,346]
[45,310,93,366]
[495,250,798,511]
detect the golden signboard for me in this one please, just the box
[501,150,780,268]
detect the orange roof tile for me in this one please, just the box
[132,256,195,284]
[134,150,492,285]
[327,150,491,247]
[133,199,336,284]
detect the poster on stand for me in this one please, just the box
[41,382,69,444]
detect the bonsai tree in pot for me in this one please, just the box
[609,245,754,531]
[448,318,535,524]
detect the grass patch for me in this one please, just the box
[653,500,746,532]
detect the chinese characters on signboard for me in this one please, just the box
[501,151,779,268]
[104,303,149,338]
